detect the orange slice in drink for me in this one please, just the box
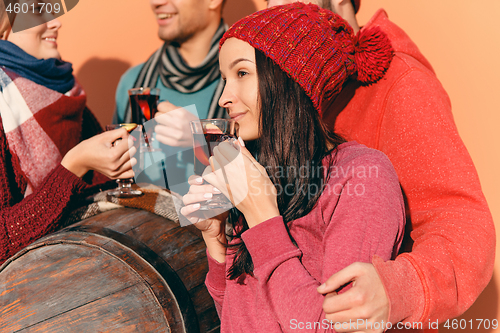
[194,145,210,166]
[138,100,151,120]
[121,123,138,133]
[205,123,223,134]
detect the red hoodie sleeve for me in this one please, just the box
[373,67,495,325]
[240,150,405,332]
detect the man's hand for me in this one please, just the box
[154,101,199,147]
[317,262,390,333]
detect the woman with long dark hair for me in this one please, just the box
[182,3,404,332]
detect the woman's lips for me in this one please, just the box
[42,37,57,45]
[230,113,246,122]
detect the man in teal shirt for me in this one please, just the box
[114,0,227,194]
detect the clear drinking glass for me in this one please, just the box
[190,119,236,210]
[128,87,160,152]
[105,123,143,198]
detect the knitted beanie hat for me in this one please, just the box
[219,2,393,115]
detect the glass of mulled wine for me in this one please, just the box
[190,119,236,210]
[105,123,143,198]
[128,87,160,152]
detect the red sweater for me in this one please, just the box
[0,109,111,264]
[324,9,495,328]
[206,142,406,332]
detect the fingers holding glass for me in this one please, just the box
[105,123,143,198]
[190,119,236,210]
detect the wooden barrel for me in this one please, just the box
[0,208,220,333]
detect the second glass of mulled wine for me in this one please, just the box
[128,87,160,152]
[190,119,236,210]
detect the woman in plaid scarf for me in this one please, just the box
[0,3,136,264]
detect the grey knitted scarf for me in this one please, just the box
[124,20,227,123]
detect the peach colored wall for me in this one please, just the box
[58,0,499,331]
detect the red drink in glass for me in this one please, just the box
[128,88,160,151]
[193,132,236,175]
[129,93,159,122]
[190,119,236,210]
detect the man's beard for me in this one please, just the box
[158,24,196,46]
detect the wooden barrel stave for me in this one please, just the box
[76,209,219,333]
[191,283,223,333]
[73,209,215,331]
[0,208,220,333]
[75,210,215,330]
[0,239,170,332]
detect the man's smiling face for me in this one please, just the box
[150,0,213,44]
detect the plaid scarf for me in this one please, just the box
[0,67,86,197]
[66,184,184,225]
[123,20,228,123]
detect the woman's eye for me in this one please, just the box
[238,71,248,78]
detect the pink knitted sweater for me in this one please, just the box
[205,142,406,332]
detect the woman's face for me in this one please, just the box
[219,38,260,141]
[7,1,62,59]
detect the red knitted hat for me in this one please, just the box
[220,2,393,115]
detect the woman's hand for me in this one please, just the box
[181,175,229,263]
[61,128,137,179]
[181,176,229,237]
[154,101,199,147]
[202,139,280,228]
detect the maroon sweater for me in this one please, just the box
[0,109,111,264]
[206,142,406,332]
